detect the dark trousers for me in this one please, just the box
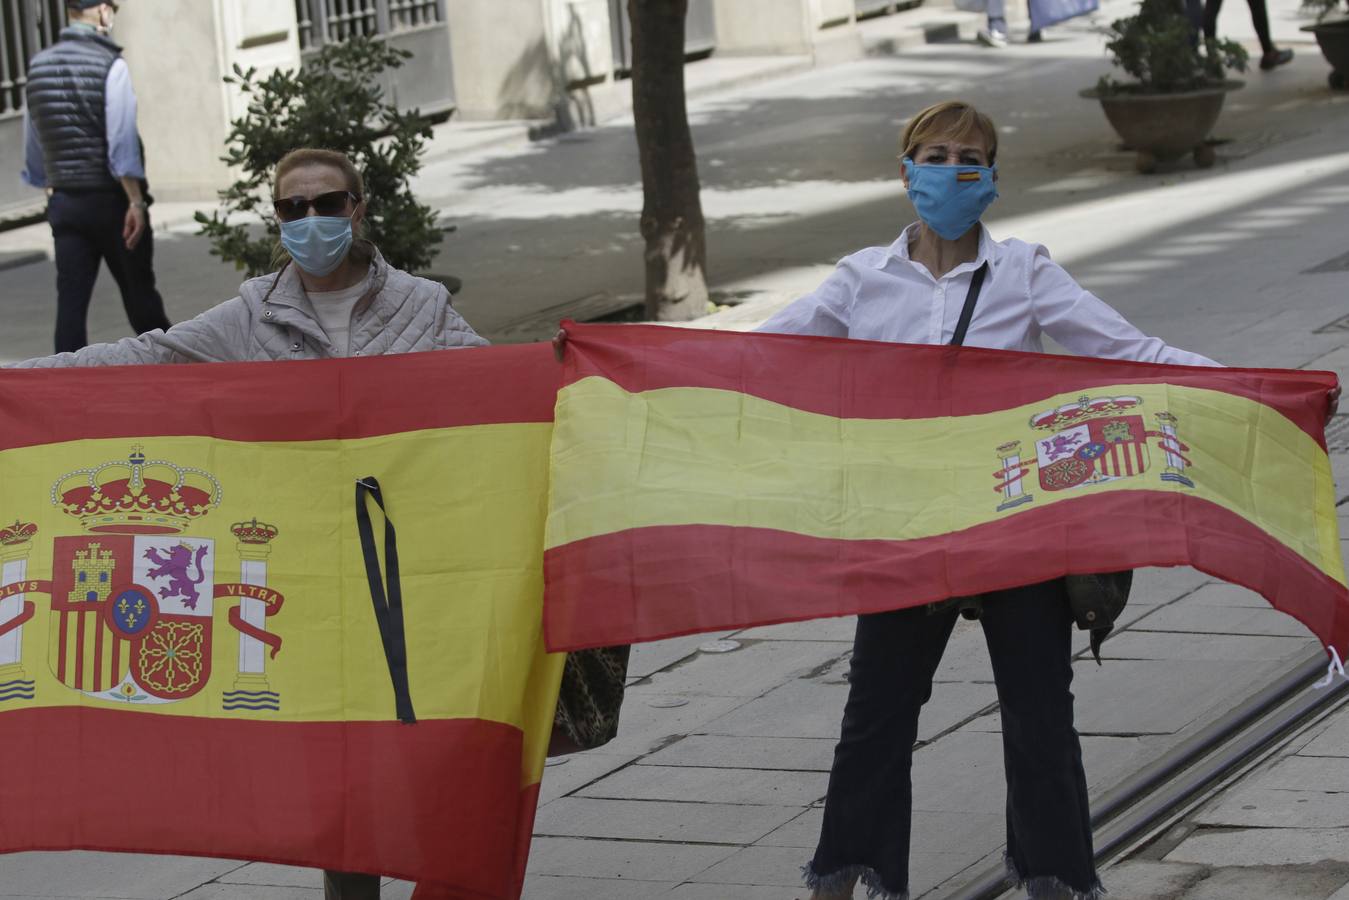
[1203,0,1275,54]
[47,189,170,354]
[810,581,1097,898]
[323,871,380,899]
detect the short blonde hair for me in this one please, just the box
[901,101,998,165]
[272,148,365,199]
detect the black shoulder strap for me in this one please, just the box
[355,476,416,724]
[949,262,989,348]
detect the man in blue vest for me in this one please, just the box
[21,0,171,354]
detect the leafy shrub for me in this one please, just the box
[1097,0,1248,94]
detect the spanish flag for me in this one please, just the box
[543,323,1348,660]
[0,346,563,897]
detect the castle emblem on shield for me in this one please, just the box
[0,447,285,710]
[992,396,1195,511]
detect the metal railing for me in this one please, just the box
[0,0,68,117]
[294,0,443,52]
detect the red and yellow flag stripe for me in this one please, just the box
[543,323,1347,658]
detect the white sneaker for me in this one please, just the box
[976,28,1007,47]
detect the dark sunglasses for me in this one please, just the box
[272,190,360,223]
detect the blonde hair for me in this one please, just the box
[269,148,371,272]
[272,148,365,199]
[900,101,998,165]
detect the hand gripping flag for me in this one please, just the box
[0,346,564,898]
[543,323,1348,664]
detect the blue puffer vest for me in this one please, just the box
[25,27,125,192]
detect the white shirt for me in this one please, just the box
[307,277,370,357]
[758,224,1217,367]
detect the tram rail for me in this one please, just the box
[939,649,1349,900]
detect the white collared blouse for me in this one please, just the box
[758,223,1218,367]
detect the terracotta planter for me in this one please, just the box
[1079,81,1244,173]
[1302,18,1349,89]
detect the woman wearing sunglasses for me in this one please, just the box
[9,148,632,899]
[11,147,485,367]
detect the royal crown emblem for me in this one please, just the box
[50,446,222,535]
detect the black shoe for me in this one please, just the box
[1259,47,1293,70]
[1028,29,1043,42]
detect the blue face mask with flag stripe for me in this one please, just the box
[280,216,354,277]
[903,158,999,241]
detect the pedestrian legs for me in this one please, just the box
[980,0,1010,46]
[98,203,170,338]
[323,870,381,899]
[980,581,1099,898]
[47,191,103,353]
[1203,0,1291,67]
[46,189,170,354]
[808,605,959,899]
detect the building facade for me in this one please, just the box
[1,0,899,213]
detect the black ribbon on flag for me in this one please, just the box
[355,476,417,724]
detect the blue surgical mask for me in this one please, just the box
[903,158,999,241]
[280,216,353,277]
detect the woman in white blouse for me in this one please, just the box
[761,101,1216,900]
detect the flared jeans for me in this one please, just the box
[806,580,1101,900]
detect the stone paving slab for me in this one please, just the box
[1073,658,1290,735]
[641,735,837,771]
[1299,710,1349,758]
[699,679,848,740]
[216,862,320,886]
[1100,631,1316,662]
[756,806,1005,857]
[1089,859,1208,900]
[523,836,735,881]
[1165,828,1349,867]
[578,764,828,807]
[598,693,747,758]
[521,875,678,900]
[1128,603,1317,639]
[175,887,321,900]
[1183,865,1349,900]
[1241,755,1349,793]
[634,640,853,698]
[0,853,241,898]
[1181,582,1285,609]
[533,797,803,845]
[539,752,640,806]
[629,632,738,680]
[733,617,858,643]
[1195,787,1349,829]
[665,883,800,900]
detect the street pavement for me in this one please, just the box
[2,0,1349,896]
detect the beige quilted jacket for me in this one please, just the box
[11,248,486,367]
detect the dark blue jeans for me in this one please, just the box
[47,189,170,353]
[809,580,1098,899]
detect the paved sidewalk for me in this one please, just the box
[1098,691,1349,900]
[2,0,1348,896]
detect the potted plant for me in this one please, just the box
[1302,0,1349,89]
[1081,0,1248,173]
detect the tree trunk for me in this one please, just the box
[629,0,709,322]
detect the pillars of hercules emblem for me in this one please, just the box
[1155,413,1195,489]
[995,441,1033,511]
[0,522,37,688]
[228,519,280,707]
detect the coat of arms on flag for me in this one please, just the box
[992,395,1195,512]
[0,446,285,711]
